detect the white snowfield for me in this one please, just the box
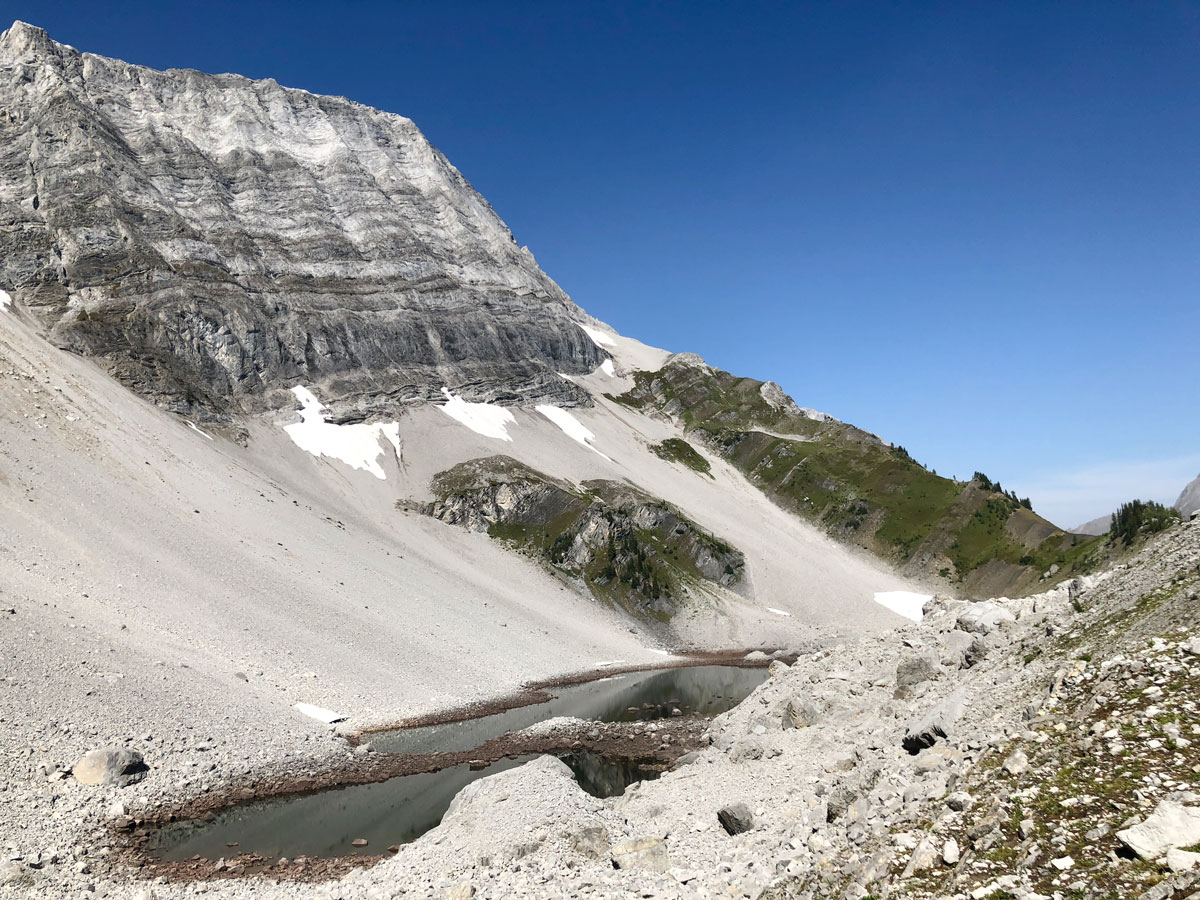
[438,387,516,441]
[579,323,616,348]
[293,702,346,724]
[599,358,616,377]
[0,288,11,310]
[535,405,611,460]
[873,590,933,622]
[284,385,401,479]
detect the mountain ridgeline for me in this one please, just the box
[0,19,1105,613]
[611,356,1105,595]
[0,21,603,421]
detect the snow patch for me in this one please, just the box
[283,386,401,480]
[293,702,346,724]
[873,591,931,622]
[579,323,616,348]
[0,290,11,311]
[535,405,611,460]
[186,421,214,441]
[767,607,791,617]
[599,359,616,377]
[647,648,674,656]
[439,388,516,441]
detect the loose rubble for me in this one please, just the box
[2,519,1198,899]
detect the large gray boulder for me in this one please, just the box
[956,602,1016,635]
[1117,801,1200,860]
[72,747,148,786]
[894,651,941,699]
[903,692,966,754]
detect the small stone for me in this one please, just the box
[718,803,755,836]
[946,791,974,812]
[1049,855,1074,870]
[1019,818,1035,839]
[1002,748,1028,776]
[351,838,368,847]
[611,836,671,872]
[942,838,960,866]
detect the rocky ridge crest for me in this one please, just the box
[0,21,603,420]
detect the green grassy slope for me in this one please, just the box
[612,359,1105,596]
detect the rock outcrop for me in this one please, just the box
[422,456,745,622]
[0,21,603,421]
[1176,473,1200,518]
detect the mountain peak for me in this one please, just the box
[1,20,57,58]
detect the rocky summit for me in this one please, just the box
[1,18,1198,900]
[0,21,601,420]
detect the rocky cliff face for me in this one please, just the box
[0,21,602,420]
[423,456,745,623]
[1176,474,1200,517]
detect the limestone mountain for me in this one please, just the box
[0,21,601,421]
[1176,473,1200,517]
[0,15,1095,654]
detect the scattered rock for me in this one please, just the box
[942,837,960,866]
[611,837,671,872]
[717,803,755,835]
[903,692,965,754]
[1118,801,1200,860]
[71,747,148,786]
[1002,748,1029,776]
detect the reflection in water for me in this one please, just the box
[148,756,535,862]
[558,749,661,798]
[146,665,768,862]
[371,665,767,755]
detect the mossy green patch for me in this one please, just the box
[649,438,712,477]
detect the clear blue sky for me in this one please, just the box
[15,1,1200,526]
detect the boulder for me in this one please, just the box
[939,630,975,668]
[718,803,755,835]
[567,825,610,860]
[72,747,148,786]
[1002,748,1029,776]
[894,652,941,699]
[611,836,671,872]
[1168,848,1200,872]
[784,698,821,729]
[1117,801,1200,860]
[902,692,965,754]
[901,837,938,876]
[956,602,1015,635]
[943,838,960,866]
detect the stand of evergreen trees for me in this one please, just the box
[1109,499,1180,546]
